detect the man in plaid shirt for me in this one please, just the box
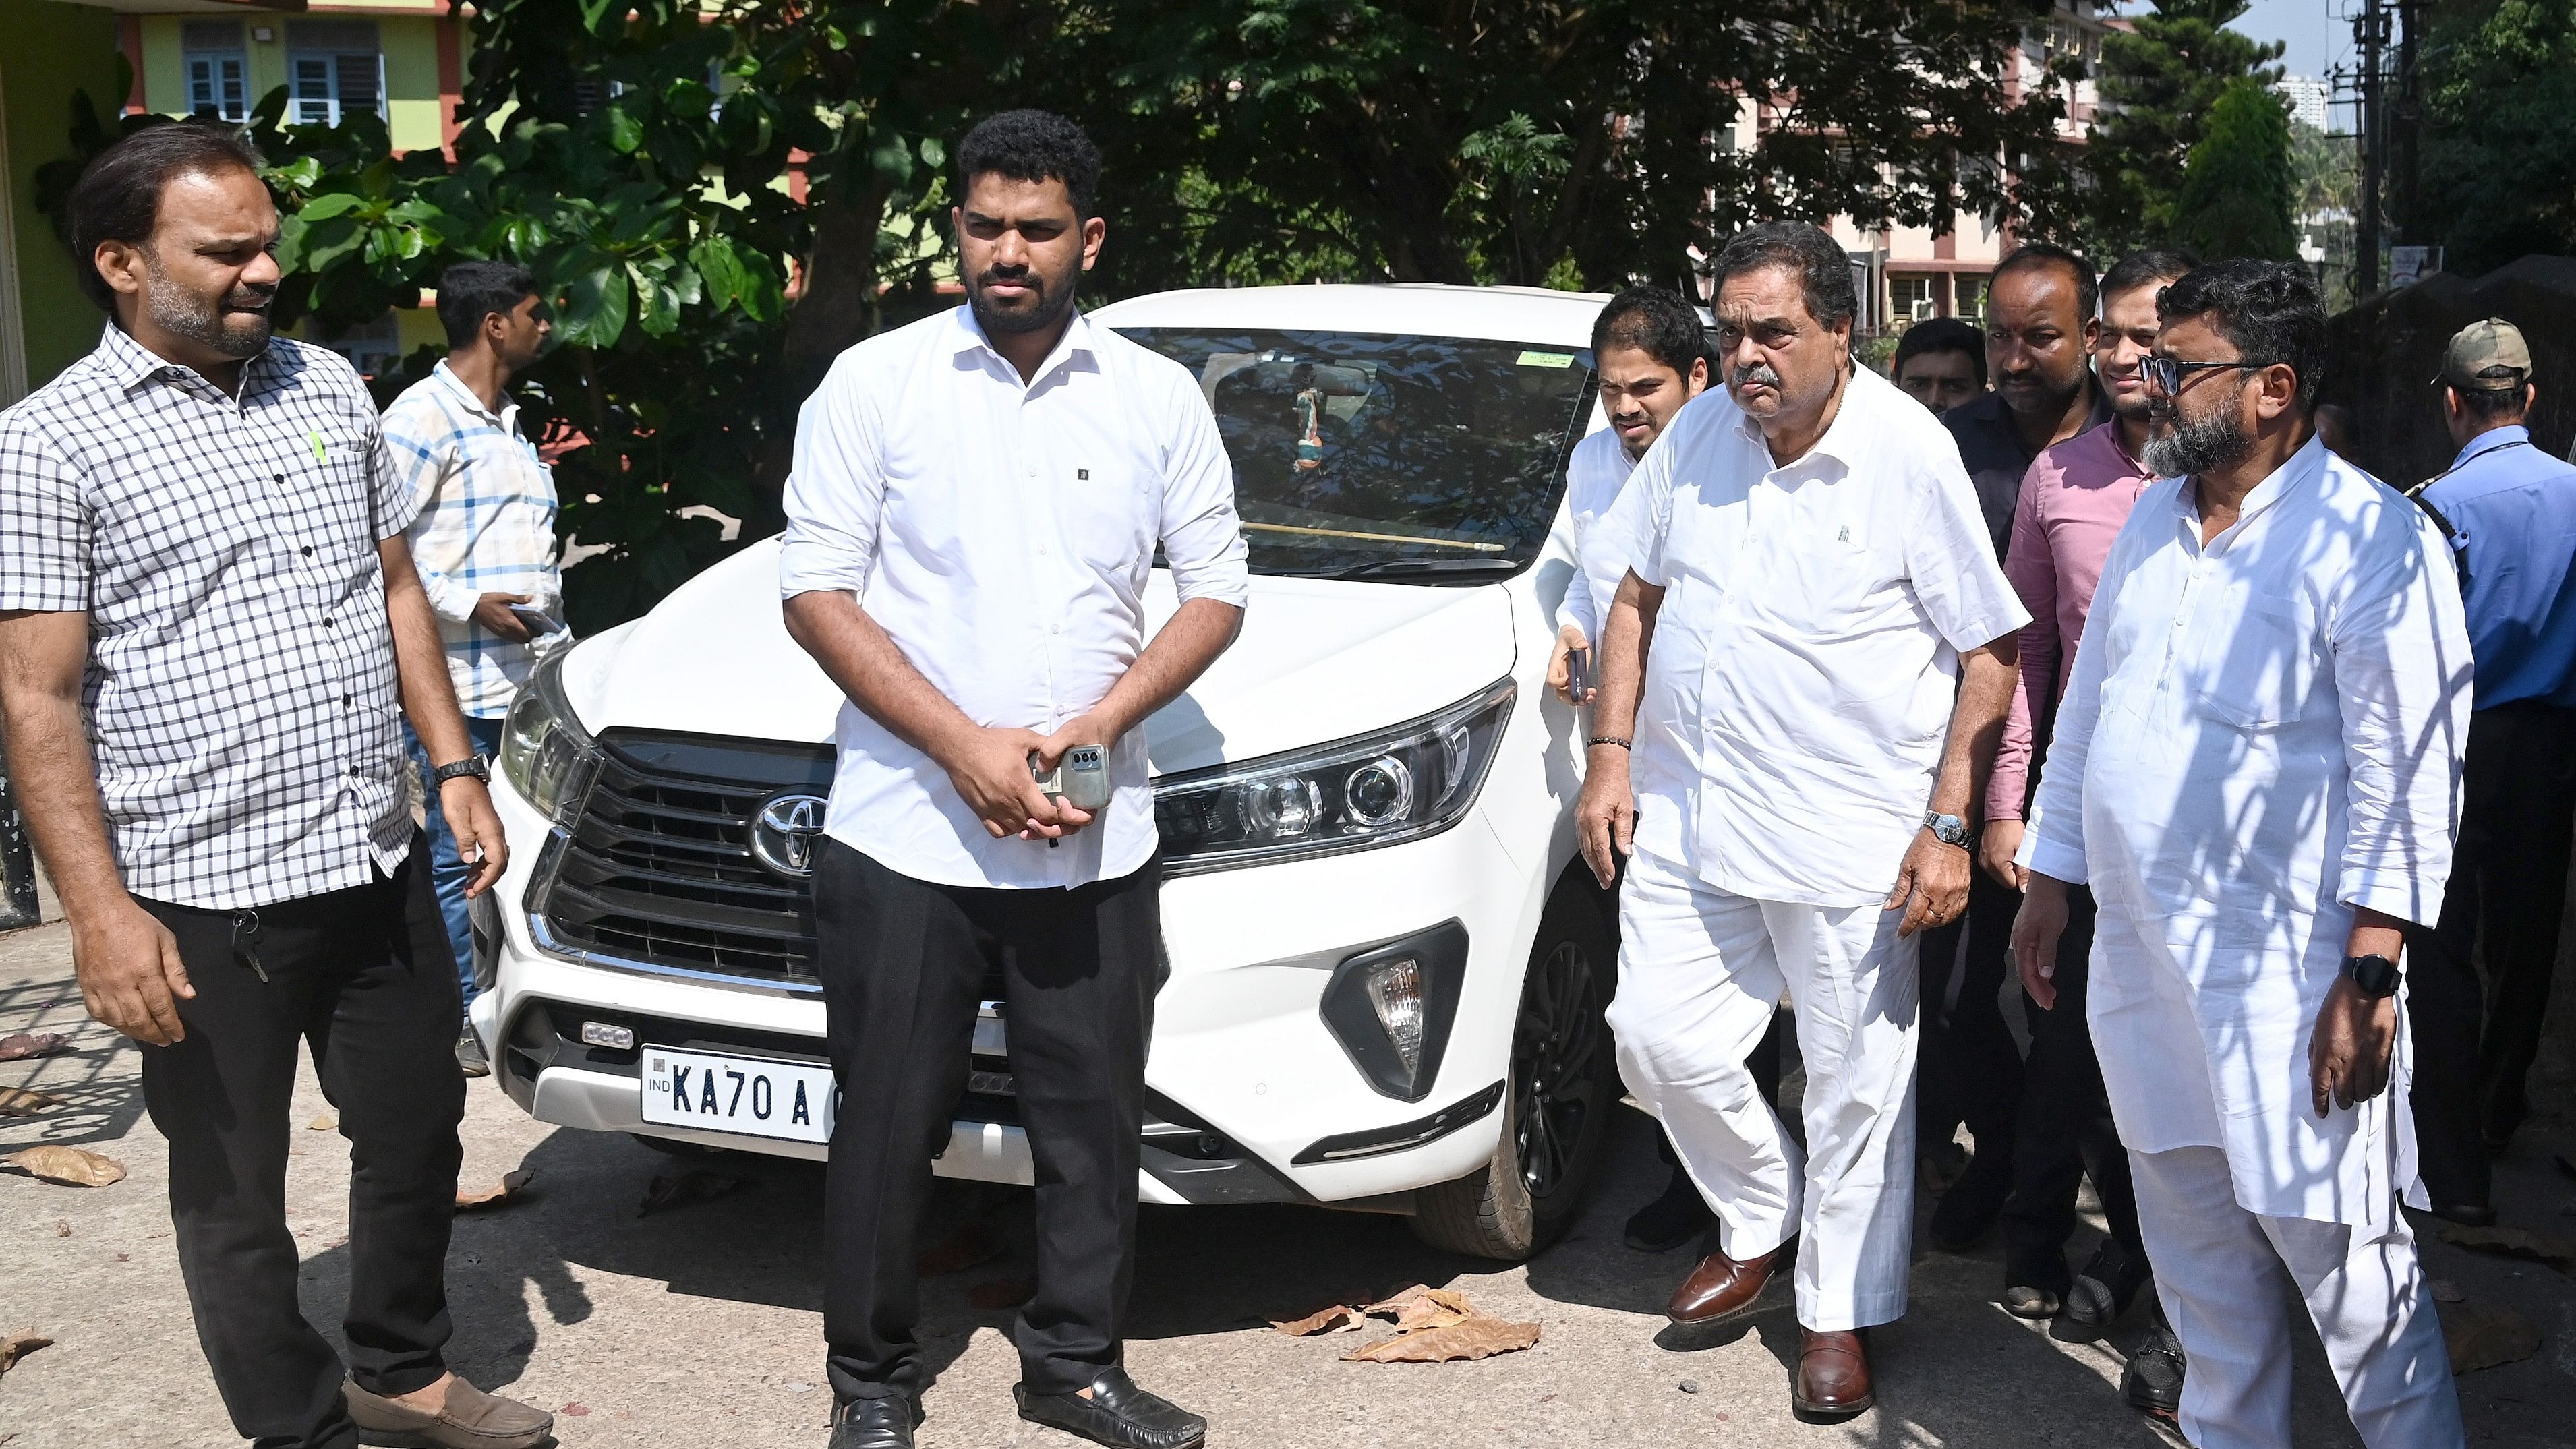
[381,260,565,1075]
[0,125,550,1449]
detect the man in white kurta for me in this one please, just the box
[1579,223,2028,1417]
[2015,261,2471,1448]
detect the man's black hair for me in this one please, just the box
[1892,316,1988,387]
[65,120,264,313]
[1592,285,1709,378]
[1710,221,1858,331]
[2100,247,2200,303]
[2157,259,2328,411]
[1991,241,2099,324]
[2456,374,2533,423]
[436,260,538,349]
[956,109,1103,218]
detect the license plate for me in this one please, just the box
[639,1047,837,1145]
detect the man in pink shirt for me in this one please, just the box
[1980,249,2198,1413]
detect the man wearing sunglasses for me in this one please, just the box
[2010,260,2470,1448]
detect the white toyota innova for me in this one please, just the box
[471,283,1624,1258]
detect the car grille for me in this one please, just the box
[539,730,837,985]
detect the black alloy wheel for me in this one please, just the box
[1514,938,1604,1202]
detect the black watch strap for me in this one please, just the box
[432,753,491,787]
[2343,953,2402,999]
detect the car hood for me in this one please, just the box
[563,536,1519,776]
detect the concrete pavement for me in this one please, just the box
[3,916,2572,1448]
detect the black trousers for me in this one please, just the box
[137,842,465,1449]
[1998,884,2146,1289]
[815,840,1161,1406]
[1915,868,2024,1170]
[2409,701,2576,1204]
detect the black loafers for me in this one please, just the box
[1014,1367,1206,1449]
[828,1395,920,1449]
[2123,1324,2187,1419]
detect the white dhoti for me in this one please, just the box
[2130,1144,2463,1449]
[1608,846,1919,1331]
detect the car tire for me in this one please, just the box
[1410,879,1618,1260]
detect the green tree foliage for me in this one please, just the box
[42,0,2093,629]
[1076,0,2088,293]
[2416,0,2576,274]
[2170,78,2297,260]
[2084,0,2283,254]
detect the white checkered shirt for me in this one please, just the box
[381,362,566,717]
[0,324,421,910]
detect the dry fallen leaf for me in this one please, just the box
[637,1169,744,1218]
[3,1146,125,1188]
[455,1169,536,1212]
[1271,1305,1364,1336]
[2437,1299,2541,1374]
[0,1089,64,1118]
[0,1331,54,1378]
[0,1033,69,1063]
[1362,1284,1476,1329]
[308,1113,338,1132]
[915,1220,1004,1278]
[970,1275,1038,1310]
[2437,1224,2576,1278]
[1344,1315,1541,1363]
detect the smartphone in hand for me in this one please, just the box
[508,602,563,637]
[1567,645,1593,704]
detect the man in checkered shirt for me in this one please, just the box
[381,260,566,1077]
[0,125,551,1449]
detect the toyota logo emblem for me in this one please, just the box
[750,792,829,879]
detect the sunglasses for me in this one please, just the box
[2142,356,2280,396]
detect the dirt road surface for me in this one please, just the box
[5,916,2572,1448]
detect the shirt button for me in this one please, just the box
[341,695,354,707]
[301,545,314,557]
[323,616,336,627]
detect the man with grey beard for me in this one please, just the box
[2011,260,2471,1448]
[0,123,549,1449]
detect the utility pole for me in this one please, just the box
[2394,0,2424,249]
[2354,0,2388,294]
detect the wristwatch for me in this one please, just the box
[2343,953,2403,999]
[1921,810,1971,849]
[432,753,492,788]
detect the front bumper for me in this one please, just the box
[477,777,1546,1207]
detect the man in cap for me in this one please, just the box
[2404,318,2576,1226]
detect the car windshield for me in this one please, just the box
[1116,328,1598,580]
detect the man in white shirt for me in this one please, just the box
[382,260,564,1075]
[1577,222,2028,1417]
[779,111,1244,1449]
[1545,285,1707,705]
[2012,260,2471,1448]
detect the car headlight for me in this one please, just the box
[1154,680,1513,875]
[498,651,601,829]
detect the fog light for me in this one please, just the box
[1364,957,1425,1073]
[579,1021,636,1051]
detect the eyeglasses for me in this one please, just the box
[2142,356,2279,396]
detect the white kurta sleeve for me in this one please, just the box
[2022,503,2150,886]
[2329,510,2475,924]
[778,355,887,600]
[1594,415,1678,589]
[1553,513,1599,643]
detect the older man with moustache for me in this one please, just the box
[1579,221,2027,1415]
[2012,260,2470,1448]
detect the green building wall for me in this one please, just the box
[2,0,123,394]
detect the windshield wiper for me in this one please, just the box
[1323,557,1526,581]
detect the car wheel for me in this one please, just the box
[1410,881,1618,1260]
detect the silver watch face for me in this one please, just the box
[1924,812,1969,846]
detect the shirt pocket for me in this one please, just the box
[1060,459,1157,577]
[2190,593,2321,732]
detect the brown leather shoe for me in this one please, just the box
[1664,1236,1792,1324]
[1792,1328,1875,1417]
[344,1376,555,1448]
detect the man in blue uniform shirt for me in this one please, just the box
[2406,317,2576,1224]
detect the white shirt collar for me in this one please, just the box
[2175,432,2328,543]
[949,303,1101,390]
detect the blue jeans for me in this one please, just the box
[407,715,507,1019]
